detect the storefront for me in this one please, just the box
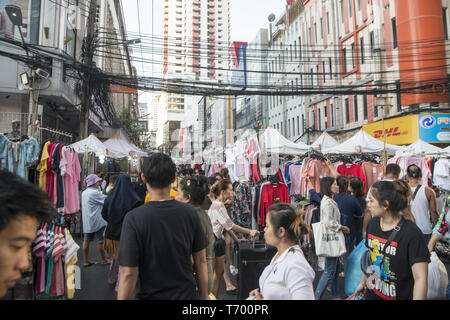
[363,113,450,145]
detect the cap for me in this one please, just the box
[85,174,102,188]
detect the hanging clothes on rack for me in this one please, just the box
[32,220,80,299]
[0,133,40,179]
[231,182,252,228]
[337,162,367,188]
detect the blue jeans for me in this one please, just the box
[314,256,341,300]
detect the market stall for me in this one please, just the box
[310,132,339,152]
[323,129,401,154]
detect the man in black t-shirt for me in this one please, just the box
[117,154,208,300]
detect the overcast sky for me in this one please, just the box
[122,0,286,104]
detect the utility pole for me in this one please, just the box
[80,0,98,139]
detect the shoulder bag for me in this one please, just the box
[360,218,405,275]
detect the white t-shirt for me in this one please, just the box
[207,200,235,239]
[259,245,315,300]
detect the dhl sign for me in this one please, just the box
[363,115,419,145]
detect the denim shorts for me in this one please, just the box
[84,226,106,243]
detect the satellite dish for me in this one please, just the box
[268,14,276,22]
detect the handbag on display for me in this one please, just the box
[311,222,346,258]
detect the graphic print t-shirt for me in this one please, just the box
[365,218,430,300]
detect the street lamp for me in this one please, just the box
[5,5,29,57]
[5,5,38,138]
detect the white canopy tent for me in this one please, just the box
[69,133,107,157]
[443,145,450,154]
[395,139,444,156]
[262,127,310,155]
[323,130,401,154]
[310,132,339,152]
[103,131,148,159]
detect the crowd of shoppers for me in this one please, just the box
[0,154,448,301]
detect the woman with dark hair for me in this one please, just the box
[314,177,350,300]
[219,168,230,180]
[176,175,215,295]
[349,176,366,244]
[354,180,430,300]
[334,175,363,252]
[102,174,144,290]
[249,203,315,300]
[208,179,260,298]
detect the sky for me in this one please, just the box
[122,0,286,104]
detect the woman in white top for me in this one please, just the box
[208,179,260,298]
[249,203,316,300]
[314,177,350,300]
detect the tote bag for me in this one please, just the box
[312,222,346,258]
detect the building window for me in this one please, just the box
[288,119,291,136]
[320,18,323,39]
[327,12,330,34]
[358,0,361,11]
[349,0,352,18]
[294,40,297,58]
[312,110,315,129]
[354,95,359,122]
[341,0,344,23]
[363,95,368,120]
[329,57,332,79]
[345,98,350,123]
[317,65,320,86]
[318,108,321,130]
[290,44,293,61]
[392,18,398,49]
[370,31,374,56]
[444,8,448,40]
[299,36,302,59]
[301,114,305,133]
[396,80,402,112]
[331,103,335,127]
[297,116,300,135]
[292,118,295,136]
[342,48,347,73]
[314,22,318,43]
[311,68,314,86]
[322,61,326,83]
[351,43,355,68]
[374,97,378,118]
[360,37,364,64]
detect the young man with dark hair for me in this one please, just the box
[0,170,55,298]
[117,153,208,300]
[407,164,438,244]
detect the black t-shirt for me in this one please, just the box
[117,200,208,300]
[365,218,430,300]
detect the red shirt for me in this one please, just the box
[337,164,367,188]
[260,183,290,227]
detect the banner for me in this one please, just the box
[418,114,450,143]
[363,115,419,145]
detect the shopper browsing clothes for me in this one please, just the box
[117,153,208,300]
[102,174,143,290]
[249,203,315,300]
[0,170,55,298]
[354,180,430,300]
[313,177,350,300]
[176,175,215,295]
[207,179,260,298]
[81,174,110,267]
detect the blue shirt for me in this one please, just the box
[81,187,107,233]
[334,193,363,245]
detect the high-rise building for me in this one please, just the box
[159,0,231,153]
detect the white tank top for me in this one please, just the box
[411,186,432,235]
